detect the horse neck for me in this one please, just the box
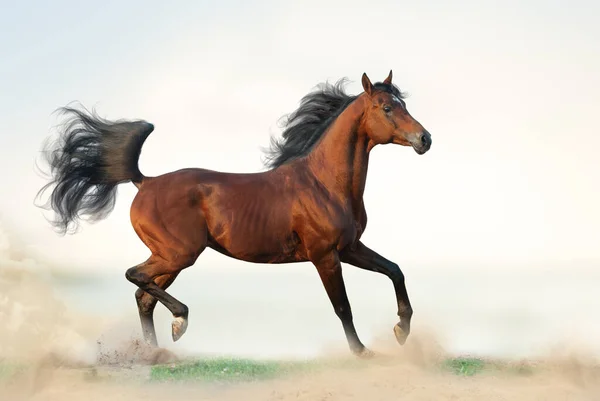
[305,96,370,206]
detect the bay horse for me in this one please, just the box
[36,71,432,358]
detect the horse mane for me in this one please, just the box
[263,77,406,169]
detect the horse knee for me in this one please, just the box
[388,263,405,282]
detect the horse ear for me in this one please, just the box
[362,73,374,96]
[383,70,393,85]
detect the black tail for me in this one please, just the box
[35,105,155,235]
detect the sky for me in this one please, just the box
[1,0,599,272]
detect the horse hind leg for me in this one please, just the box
[127,178,209,343]
[126,255,200,343]
[135,272,179,346]
[127,205,208,344]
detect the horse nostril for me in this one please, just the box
[421,133,430,146]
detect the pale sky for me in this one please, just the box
[1,0,599,273]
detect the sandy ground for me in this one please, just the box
[1,342,600,401]
[2,266,600,401]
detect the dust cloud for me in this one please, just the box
[1,226,599,400]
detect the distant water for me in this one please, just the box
[51,262,600,360]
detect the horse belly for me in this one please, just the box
[208,226,302,264]
[203,192,302,264]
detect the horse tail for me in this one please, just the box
[36,104,155,235]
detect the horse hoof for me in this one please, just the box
[351,346,375,359]
[394,322,409,345]
[358,348,376,359]
[172,316,188,342]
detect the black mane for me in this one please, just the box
[263,78,405,169]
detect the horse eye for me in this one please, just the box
[383,105,392,113]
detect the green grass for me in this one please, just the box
[150,357,318,382]
[440,356,536,377]
[441,357,486,376]
[150,354,537,383]
[149,354,539,383]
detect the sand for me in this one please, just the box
[1,340,600,401]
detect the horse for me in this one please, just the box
[36,70,432,358]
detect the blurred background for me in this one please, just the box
[1,0,599,360]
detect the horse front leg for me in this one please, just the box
[340,241,413,346]
[311,251,374,358]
